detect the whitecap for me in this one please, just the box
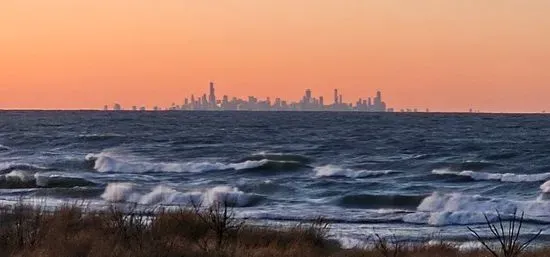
[314,165,397,178]
[139,185,186,205]
[540,180,550,193]
[101,183,140,202]
[86,151,278,173]
[403,192,550,226]
[202,186,255,207]
[0,162,50,172]
[228,159,269,170]
[4,170,35,183]
[100,183,260,207]
[432,169,550,182]
[86,152,229,173]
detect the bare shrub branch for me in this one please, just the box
[468,209,542,257]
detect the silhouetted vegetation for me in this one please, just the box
[468,210,542,257]
[0,203,547,257]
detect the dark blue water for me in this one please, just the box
[1,111,549,247]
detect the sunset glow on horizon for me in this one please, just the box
[1,1,549,112]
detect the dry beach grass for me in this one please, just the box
[0,201,546,257]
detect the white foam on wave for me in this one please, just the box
[139,185,197,205]
[540,181,550,193]
[0,170,92,188]
[86,152,273,173]
[228,159,269,170]
[2,170,35,182]
[0,162,49,172]
[202,186,255,206]
[87,153,225,173]
[432,168,550,182]
[403,192,550,226]
[101,183,258,207]
[314,165,397,178]
[101,183,141,202]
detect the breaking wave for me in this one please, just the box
[231,159,306,172]
[432,169,550,182]
[87,152,229,173]
[403,192,550,226]
[237,152,312,164]
[86,151,306,173]
[0,162,53,173]
[0,144,10,151]
[0,170,96,189]
[315,165,398,178]
[540,181,550,193]
[336,194,426,210]
[101,183,263,207]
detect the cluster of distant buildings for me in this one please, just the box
[107,82,394,112]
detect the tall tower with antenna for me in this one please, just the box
[209,81,216,109]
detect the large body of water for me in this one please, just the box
[1,111,549,247]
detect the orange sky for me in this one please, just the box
[1,1,549,112]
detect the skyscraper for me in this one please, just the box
[209,82,216,109]
[202,94,208,108]
[334,89,338,104]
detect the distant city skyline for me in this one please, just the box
[1,1,549,112]
[106,82,394,112]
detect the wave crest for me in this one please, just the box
[0,162,53,173]
[403,192,550,226]
[101,183,263,207]
[238,152,312,164]
[315,165,398,178]
[540,181,550,193]
[86,151,305,173]
[86,152,229,173]
[0,170,96,189]
[101,183,140,202]
[432,169,550,182]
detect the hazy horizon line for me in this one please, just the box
[0,108,548,115]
